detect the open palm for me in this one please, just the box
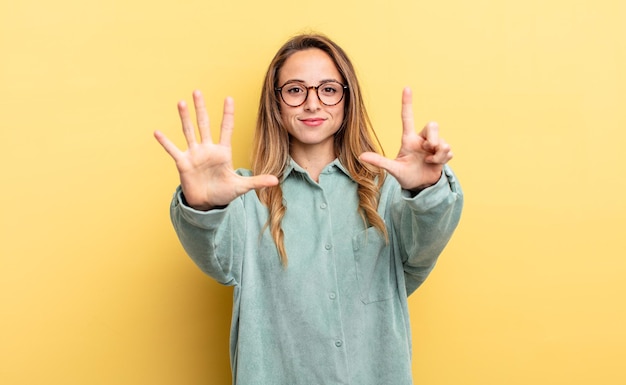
[154,90,278,210]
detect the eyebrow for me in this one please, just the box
[282,78,342,85]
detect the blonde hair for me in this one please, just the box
[252,33,387,265]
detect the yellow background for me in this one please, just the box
[1,0,625,384]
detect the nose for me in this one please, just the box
[303,86,322,111]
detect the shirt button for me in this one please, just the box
[320,203,328,209]
[325,244,332,250]
[329,292,337,300]
[335,340,343,348]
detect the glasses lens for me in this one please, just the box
[281,83,307,107]
[318,82,344,106]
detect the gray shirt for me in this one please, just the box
[170,159,463,385]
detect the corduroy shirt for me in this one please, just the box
[170,159,463,385]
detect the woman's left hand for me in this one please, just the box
[359,87,453,192]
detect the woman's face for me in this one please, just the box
[277,48,345,156]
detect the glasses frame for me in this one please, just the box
[275,81,349,107]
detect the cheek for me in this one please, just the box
[280,108,291,122]
[279,101,295,119]
[332,105,345,124]
[279,109,296,132]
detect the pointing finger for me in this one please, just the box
[401,87,415,137]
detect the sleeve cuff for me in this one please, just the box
[401,165,461,212]
[171,186,229,230]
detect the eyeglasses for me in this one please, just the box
[275,81,348,107]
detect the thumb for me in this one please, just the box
[359,152,396,173]
[244,174,280,190]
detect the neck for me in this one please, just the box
[290,143,336,182]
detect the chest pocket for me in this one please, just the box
[352,227,397,304]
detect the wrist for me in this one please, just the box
[406,171,443,195]
[180,192,213,211]
[407,184,430,197]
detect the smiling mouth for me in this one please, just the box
[300,118,326,126]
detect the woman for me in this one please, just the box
[154,33,463,385]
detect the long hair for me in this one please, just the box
[252,33,388,265]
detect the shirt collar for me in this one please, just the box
[282,157,355,182]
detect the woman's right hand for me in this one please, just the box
[154,90,279,211]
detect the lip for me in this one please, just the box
[299,118,326,127]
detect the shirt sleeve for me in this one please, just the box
[389,165,464,295]
[169,186,245,286]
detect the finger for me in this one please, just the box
[193,90,211,143]
[154,130,183,160]
[420,121,440,153]
[219,97,235,147]
[359,152,399,174]
[426,139,453,164]
[401,87,415,137]
[246,174,280,189]
[236,174,280,196]
[178,100,197,147]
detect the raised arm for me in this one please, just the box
[362,87,462,294]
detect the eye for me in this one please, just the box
[285,84,305,94]
[320,83,340,95]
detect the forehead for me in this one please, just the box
[278,48,342,84]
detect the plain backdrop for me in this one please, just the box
[1,0,625,384]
